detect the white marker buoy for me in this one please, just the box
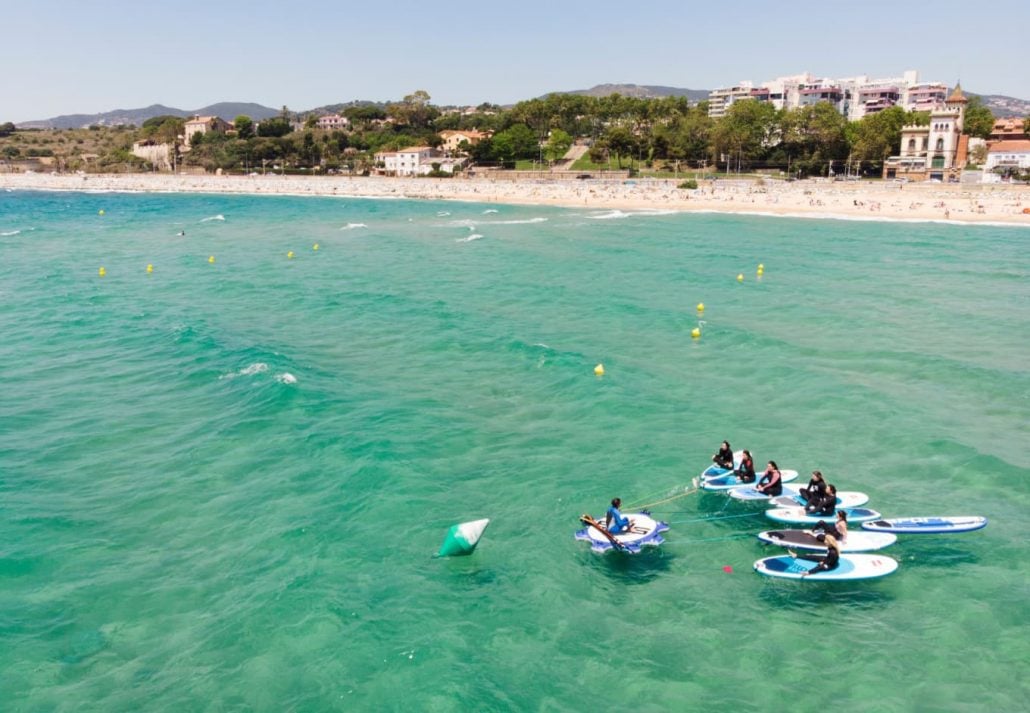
[438,519,490,557]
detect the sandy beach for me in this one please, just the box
[3,172,1029,226]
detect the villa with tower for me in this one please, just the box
[882,84,969,181]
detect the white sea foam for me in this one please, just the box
[484,217,548,225]
[1,230,21,236]
[436,211,451,216]
[219,362,269,380]
[340,222,368,230]
[276,372,297,384]
[482,209,499,214]
[456,234,484,243]
[200,214,225,222]
[587,209,679,220]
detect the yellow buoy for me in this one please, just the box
[313,243,320,251]
[691,327,701,339]
[98,266,106,277]
[146,263,153,273]
[208,255,215,264]
[737,273,744,282]
[594,363,605,376]
[697,302,705,312]
[98,209,105,216]
[287,251,295,259]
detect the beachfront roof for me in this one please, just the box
[987,140,1030,154]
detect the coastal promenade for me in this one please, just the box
[3,172,1029,226]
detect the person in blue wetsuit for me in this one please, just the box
[755,461,783,496]
[605,498,632,534]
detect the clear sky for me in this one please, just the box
[4,0,1028,123]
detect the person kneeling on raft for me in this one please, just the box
[805,484,838,516]
[736,449,756,483]
[755,461,783,496]
[789,534,841,576]
[712,441,734,470]
[605,498,633,534]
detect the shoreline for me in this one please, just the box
[3,172,1030,227]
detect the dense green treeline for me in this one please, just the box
[2,91,1009,175]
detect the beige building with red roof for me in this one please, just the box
[184,116,231,144]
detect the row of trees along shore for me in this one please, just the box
[4,90,1021,176]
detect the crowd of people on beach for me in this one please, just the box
[2,172,1028,225]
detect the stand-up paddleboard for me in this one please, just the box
[732,484,869,508]
[754,553,899,581]
[862,516,987,534]
[765,506,881,525]
[701,469,798,492]
[575,513,669,554]
[700,450,744,480]
[757,529,897,552]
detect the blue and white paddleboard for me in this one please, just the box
[765,506,881,525]
[699,450,744,480]
[701,469,799,492]
[732,483,869,508]
[757,529,897,552]
[861,516,987,534]
[754,553,899,581]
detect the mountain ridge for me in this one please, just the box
[14,86,1029,128]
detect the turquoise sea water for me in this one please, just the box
[1,189,1027,711]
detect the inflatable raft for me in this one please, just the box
[575,513,669,554]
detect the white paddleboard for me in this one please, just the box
[861,516,987,534]
[765,506,881,525]
[757,529,897,552]
[754,553,899,581]
[701,469,798,492]
[732,484,869,508]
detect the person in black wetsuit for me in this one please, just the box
[712,441,734,470]
[790,534,841,576]
[735,449,756,483]
[799,470,826,504]
[813,510,848,542]
[755,461,783,496]
[805,484,838,516]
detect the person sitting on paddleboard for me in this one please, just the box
[712,441,734,470]
[805,484,837,516]
[799,470,826,503]
[813,510,848,542]
[735,450,756,483]
[791,534,841,576]
[755,461,783,496]
[605,498,632,534]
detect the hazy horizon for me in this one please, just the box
[4,0,1028,124]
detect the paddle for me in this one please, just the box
[579,514,629,552]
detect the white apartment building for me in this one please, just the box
[374,146,467,175]
[316,114,350,131]
[985,140,1030,173]
[708,70,948,121]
